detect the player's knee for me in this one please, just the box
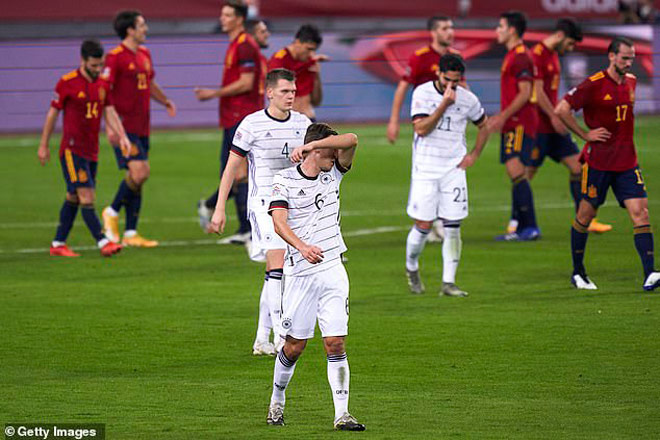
[76,189,95,205]
[284,337,306,360]
[323,336,345,355]
[65,193,79,204]
[576,202,596,224]
[505,158,524,177]
[415,220,433,231]
[631,206,649,225]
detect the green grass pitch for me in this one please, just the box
[1,119,659,439]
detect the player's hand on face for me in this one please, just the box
[458,151,477,170]
[194,88,215,101]
[119,137,132,158]
[208,209,226,235]
[386,121,400,144]
[300,243,324,264]
[165,99,177,117]
[290,144,311,163]
[442,86,456,106]
[550,115,568,135]
[37,144,50,166]
[586,127,611,142]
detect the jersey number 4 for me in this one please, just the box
[282,142,289,158]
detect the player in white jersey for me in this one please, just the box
[208,69,312,356]
[265,123,364,431]
[405,53,491,297]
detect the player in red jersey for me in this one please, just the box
[556,37,660,291]
[488,11,540,241]
[101,10,177,249]
[387,16,459,144]
[195,1,263,243]
[268,24,327,121]
[37,40,130,257]
[246,18,271,106]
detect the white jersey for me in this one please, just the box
[232,109,312,209]
[410,81,485,179]
[269,163,348,277]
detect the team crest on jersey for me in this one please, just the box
[321,174,332,185]
[272,184,281,196]
[128,62,136,70]
[264,233,272,243]
[282,317,292,329]
[588,185,597,198]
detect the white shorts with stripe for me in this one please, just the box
[248,203,286,262]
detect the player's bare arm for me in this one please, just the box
[458,116,490,170]
[555,99,611,143]
[37,107,60,166]
[289,133,358,163]
[150,80,176,117]
[271,208,324,264]
[309,54,328,107]
[413,86,455,136]
[487,81,532,133]
[103,106,132,157]
[194,72,255,101]
[535,79,567,134]
[208,152,247,234]
[387,80,411,143]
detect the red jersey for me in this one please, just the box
[531,42,561,134]
[102,44,154,137]
[403,45,461,87]
[500,43,539,135]
[564,70,637,171]
[258,52,268,107]
[220,31,263,128]
[268,47,317,97]
[51,69,111,162]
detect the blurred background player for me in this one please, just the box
[405,54,490,297]
[387,16,460,243]
[268,24,327,121]
[102,10,177,248]
[208,69,312,355]
[555,37,660,291]
[38,40,129,258]
[195,1,263,243]
[516,18,612,234]
[488,11,540,241]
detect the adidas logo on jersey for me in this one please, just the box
[298,189,305,196]
[604,94,613,101]
[265,132,273,138]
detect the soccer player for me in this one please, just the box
[268,24,327,120]
[555,37,660,291]
[265,123,364,431]
[521,19,612,235]
[404,54,490,297]
[208,69,312,355]
[195,1,263,243]
[246,18,270,106]
[101,10,177,248]
[488,11,540,241]
[38,40,129,257]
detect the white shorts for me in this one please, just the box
[406,167,468,222]
[280,262,349,340]
[248,207,286,262]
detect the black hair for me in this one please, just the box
[246,18,268,33]
[224,0,248,20]
[427,16,451,31]
[113,10,142,39]
[500,11,527,38]
[295,24,322,46]
[555,18,583,42]
[439,53,465,74]
[266,68,296,88]
[608,36,634,54]
[80,39,104,59]
[304,123,337,144]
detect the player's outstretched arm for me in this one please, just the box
[387,80,410,144]
[459,116,490,170]
[271,208,324,264]
[555,100,611,143]
[37,107,59,166]
[289,133,358,163]
[487,81,532,133]
[413,86,455,137]
[104,106,132,157]
[208,152,246,234]
[150,80,176,117]
[194,72,255,101]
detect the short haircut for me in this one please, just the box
[500,11,527,38]
[266,68,296,88]
[439,54,465,74]
[80,39,104,60]
[295,24,322,46]
[304,122,338,144]
[114,10,142,39]
[246,18,267,34]
[427,16,451,31]
[555,18,583,42]
[224,0,248,20]
[608,36,634,54]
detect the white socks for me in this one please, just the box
[271,350,297,406]
[255,275,272,343]
[327,353,350,421]
[442,225,462,283]
[267,269,284,341]
[405,225,430,271]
